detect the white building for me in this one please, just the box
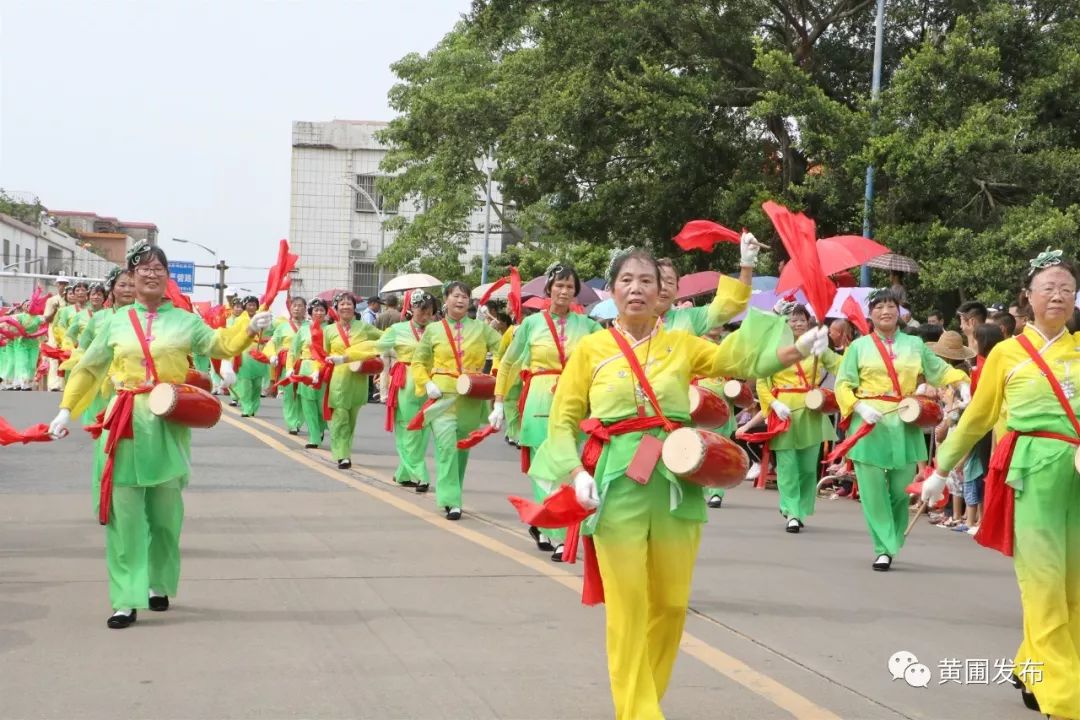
[289,119,507,298]
[1,213,120,305]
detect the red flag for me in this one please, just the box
[735,415,790,443]
[478,267,522,324]
[165,279,194,312]
[0,417,53,446]
[825,422,875,463]
[508,484,594,529]
[842,294,870,335]
[456,424,498,449]
[673,220,741,252]
[406,398,438,431]
[260,239,299,309]
[762,202,836,322]
[28,286,50,315]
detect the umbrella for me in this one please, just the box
[520,275,601,305]
[724,274,778,292]
[381,273,441,293]
[589,298,617,320]
[867,253,920,273]
[472,281,507,300]
[584,277,607,290]
[728,289,809,324]
[676,271,720,300]
[316,288,353,302]
[777,235,890,294]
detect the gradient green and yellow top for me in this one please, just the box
[411,316,502,396]
[375,319,428,364]
[494,311,601,397]
[757,350,843,415]
[662,275,750,335]
[265,317,302,366]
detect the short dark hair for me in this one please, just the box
[975,323,1005,357]
[991,311,1016,337]
[867,288,901,310]
[957,301,987,324]
[128,245,169,272]
[289,295,307,306]
[444,281,471,299]
[544,263,581,296]
[608,249,661,287]
[308,298,328,316]
[384,294,399,309]
[788,303,811,321]
[926,309,943,321]
[914,324,944,343]
[656,257,678,282]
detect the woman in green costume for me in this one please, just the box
[756,303,844,533]
[376,289,437,490]
[290,298,330,449]
[491,263,601,560]
[48,242,273,629]
[0,303,43,390]
[834,288,969,571]
[321,292,382,469]
[265,296,308,435]
[227,295,272,418]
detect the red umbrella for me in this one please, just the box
[676,271,720,300]
[316,288,353,302]
[776,235,890,295]
[520,275,600,305]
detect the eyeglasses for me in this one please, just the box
[134,265,167,277]
[1030,285,1076,298]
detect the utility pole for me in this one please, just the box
[861,0,887,287]
[216,260,228,305]
[481,158,495,286]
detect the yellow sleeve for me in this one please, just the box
[204,313,254,359]
[539,339,591,479]
[707,275,751,327]
[343,341,378,362]
[690,309,790,380]
[411,325,435,395]
[822,348,843,376]
[936,347,1007,472]
[495,325,527,397]
[756,377,774,415]
[834,342,861,418]
[60,328,115,415]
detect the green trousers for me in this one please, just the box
[526,447,566,543]
[282,384,303,433]
[853,462,915,557]
[106,480,184,610]
[775,446,820,521]
[298,385,327,446]
[232,376,263,416]
[393,412,430,485]
[430,395,487,509]
[330,405,360,461]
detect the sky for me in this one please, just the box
[0,0,470,297]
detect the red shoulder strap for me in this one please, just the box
[793,359,810,388]
[442,319,463,375]
[607,327,674,430]
[869,333,903,398]
[1015,334,1080,437]
[337,321,352,349]
[309,322,328,363]
[542,312,568,367]
[128,308,159,383]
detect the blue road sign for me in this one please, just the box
[169,261,195,293]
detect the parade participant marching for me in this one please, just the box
[695,325,739,509]
[655,231,762,335]
[756,302,843,533]
[265,296,307,435]
[834,288,969,571]
[376,289,436,490]
[57,280,89,350]
[1,302,44,391]
[70,270,138,425]
[923,249,1080,720]
[42,276,71,391]
[46,241,273,629]
[411,281,502,520]
[528,248,828,720]
[226,295,272,418]
[222,297,245,406]
[290,298,330,449]
[323,292,382,469]
[68,283,107,349]
[491,263,601,559]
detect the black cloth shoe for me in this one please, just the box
[445,506,462,521]
[528,526,555,552]
[872,554,892,571]
[304,443,319,449]
[551,544,566,562]
[786,518,801,533]
[707,495,723,508]
[106,609,137,629]
[288,428,299,435]
[415,483,430,494]
[338,459,352,470]
[398,480,418,488]
[148,595,169,612]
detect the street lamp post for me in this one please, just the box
[343,180,387,291]
[480,158,495,286]
[172,238,228,305]
[860,0,887,287]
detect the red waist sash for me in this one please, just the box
[86,387,153,525]
[385,361,410,432]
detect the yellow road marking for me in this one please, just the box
[220,409,842,720]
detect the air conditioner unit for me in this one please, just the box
[350,239,368,252]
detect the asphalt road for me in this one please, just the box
[0,391,1035,719]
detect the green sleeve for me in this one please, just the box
[484,323,502,354]
[921,340,970,387]
[375,324,396,353]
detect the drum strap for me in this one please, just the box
[543,311,568,367]
[128,309,159,384]
[441,319,464,376]
[869,333,902,398]
[1015,335,1080,437]
[336,321,351,349]
[793,359,810,388]
[607,327,675,431]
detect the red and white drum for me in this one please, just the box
[456,373,496,399]
[804,387,839,414]
[688,385,731,429]
[897,395,944,428]
[661,428,749,489]
[148,383,222,429]
[184,369,213,394]
[348,357,385,375]
[722,379,754,408]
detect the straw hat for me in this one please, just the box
[927,330,976,361]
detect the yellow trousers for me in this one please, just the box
[593,474,702,720]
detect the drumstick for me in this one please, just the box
[905,500,927,537]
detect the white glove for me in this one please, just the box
[958,382,972,407]
[269,355,279,367]
[248,311,273,333]
[219,360,237,388]
[573,469,599,510]
[770,399,791,421]
[795,326,829,358]
[488,401,505,430]
[740,231,762,268]
[284,367,294,379]
[310,369,321,383]
[853,401,883,425]
[327,355,346,365]
[48,409,71,439]
[425,381,442,400]
[920,471,949,504]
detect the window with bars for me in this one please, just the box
[351,260,378,298]
[24,248,31,271]
[354,174,398,215]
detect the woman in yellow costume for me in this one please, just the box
[757,302,843,533]
[376,289,437,490]
[529,248,828,720]
[924,249,1080,720]
[47,242,272,629]
[411,281,502,520]
[289,299,331,449]
[321,292,382,469]
[834,288,969,571]
[491,263,601,559]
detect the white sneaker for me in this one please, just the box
[746,462,761,480]
[966,525,979,535]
